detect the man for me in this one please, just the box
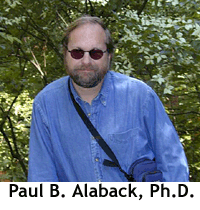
[28,15,189,182]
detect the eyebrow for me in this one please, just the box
[70,47,104,51]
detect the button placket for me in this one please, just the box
[87,99,103,182]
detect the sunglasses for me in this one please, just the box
[67,49,107,60]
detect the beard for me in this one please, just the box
[66,63,109,88]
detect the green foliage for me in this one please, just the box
[112,0,200,181]
[0,0,199,181]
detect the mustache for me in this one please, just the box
[74,65,98,71]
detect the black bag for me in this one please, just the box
[68,78,163,182]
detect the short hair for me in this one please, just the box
[62,15,115,55]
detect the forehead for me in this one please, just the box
[68,23,107,49]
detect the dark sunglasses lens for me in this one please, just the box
[71,49,84,59]
[90,50,104,60]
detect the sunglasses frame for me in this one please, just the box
[67,48,107,60]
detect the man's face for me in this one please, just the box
[65,23,111,88]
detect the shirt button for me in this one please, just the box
[91,136,95,140]
[95,158,99,162]
[88,113,91,117]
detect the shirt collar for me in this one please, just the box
[69,77,81,102]
[69,71,111,106]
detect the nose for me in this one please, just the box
[81,52,92,65]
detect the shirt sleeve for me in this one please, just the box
[143,88,189,182]
[28,100,59,182]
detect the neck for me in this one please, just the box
[72,80,104,105]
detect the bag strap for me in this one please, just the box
[68,78,133,181]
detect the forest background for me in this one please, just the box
[0,0,200,182]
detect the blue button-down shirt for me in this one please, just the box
[28,71,189,182]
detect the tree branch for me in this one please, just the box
[60,1,82,14]
[168,111,200,116]
[195,84,200,102]
[88,0,95,16]
[21,6,63,61]
[0,103,28,179]
[7,115,28,178]
[0,92,21,129]
[85,0,88,14]
[0,127,15,158]
[137,0,149,16]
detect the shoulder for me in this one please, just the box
[108,71,153,93]
[108,71,161,107]
[34,76,69,104]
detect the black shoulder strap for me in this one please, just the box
[68,78,133,181]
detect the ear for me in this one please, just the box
[63,48,68,68]
[108,53,113,70]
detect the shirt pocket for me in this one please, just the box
[109,129,133,144]
[107,129,136,167]
[107,128,154,168]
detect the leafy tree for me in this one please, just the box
[0,0,199,181]
[113,0,200,181]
